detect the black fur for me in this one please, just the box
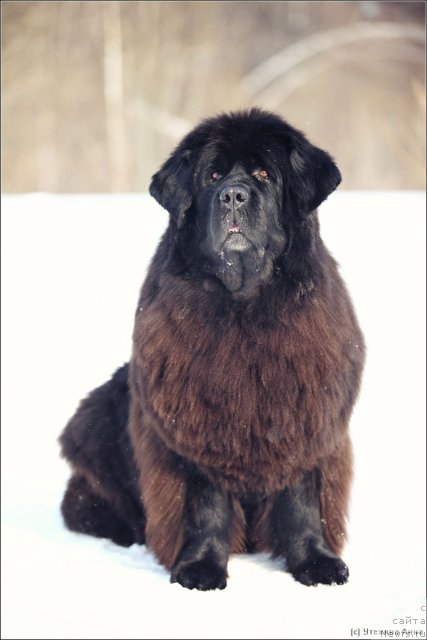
[59,108,364,591]
[61,474,137,547]
[271,472,349,586]
[170,472,231,590]
[60,364,145,546]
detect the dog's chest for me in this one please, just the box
[133,297,355,492]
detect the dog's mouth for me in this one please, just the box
[223,227,251,252]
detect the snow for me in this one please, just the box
[1,191,426,640]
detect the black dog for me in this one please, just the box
[60,108,365,590]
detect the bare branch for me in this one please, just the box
[254,41,424,109]
[131,100,193,141]
[240,22,425,99]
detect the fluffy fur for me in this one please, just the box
[60,108,365,590]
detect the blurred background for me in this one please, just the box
[2,0,425,193]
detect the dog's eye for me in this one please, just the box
[253,169,269,181]
[210,171,222,182]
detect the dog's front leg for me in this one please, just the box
[170,472,232,591]
[272,470,350,586]
[132,420,232,590]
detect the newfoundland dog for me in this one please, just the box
[60,108,365,590]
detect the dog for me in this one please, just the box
[60,108,365,590]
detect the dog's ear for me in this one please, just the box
[149,148,193,228]
[287,133,341,216]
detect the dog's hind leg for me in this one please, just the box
[61,474,137,547]
[60,364,146,546]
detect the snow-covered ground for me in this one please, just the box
[2,191,426,640]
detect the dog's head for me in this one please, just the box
[150,108,341,295]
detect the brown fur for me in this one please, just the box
[129,253,363,565]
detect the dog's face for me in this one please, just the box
[150,109,341,296]
[192,138,285,264]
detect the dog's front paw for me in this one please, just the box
[171,559,227,591]
[292,556,349,586]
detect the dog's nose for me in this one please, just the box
[219,185,249,209]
